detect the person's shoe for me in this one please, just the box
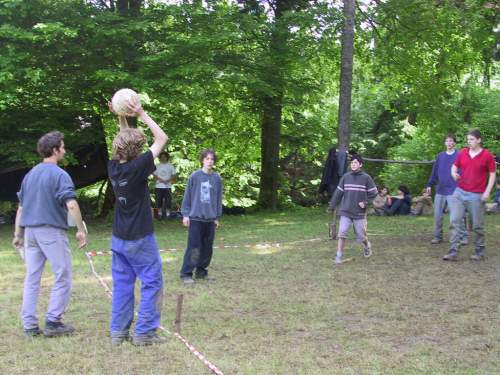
[111,335,130,346]
[334,256,343,265]
[459,239,469,246]
[43,321,75,337]
[430,238,442,244]
[24,327,42,338]
[181,276,195,286]
[363,242,372,258]
[442,249,458,261]
[132,332,167,346]
[470,252,485,261]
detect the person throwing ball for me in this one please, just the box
[328,154,377,265]
[180,149,223,285]
[107,95,168,346]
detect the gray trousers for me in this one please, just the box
[22,226,72,329]
[448,189,485,253]
[433,193,468,241]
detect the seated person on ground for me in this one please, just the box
[370,186,389,216]
[384,185,412,216]
[411,188,433,216]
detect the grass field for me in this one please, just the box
[0,208,499,375]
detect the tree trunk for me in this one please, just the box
[258,94,283,210]
[337,0,355,151]
[256,0,292,210]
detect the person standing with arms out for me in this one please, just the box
[180,149,223,285]
[328,154,377,265]
[153,151,176,220]
[12,131,87,337]
[107,99,168,346]
[443,130,496,261]
[426,134,468,245]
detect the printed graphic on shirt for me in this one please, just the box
[200,180,212,203]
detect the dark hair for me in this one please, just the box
[37,131,64,158]
[159,151,170,161]
[445,133,456,142]
[351,154,363,165]
[199,148,217,164]
[467,129,481,139]
[379,186,389,194]
[398,185,410,195]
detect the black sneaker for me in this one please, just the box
[44,321,75,337]
[442,249,458,261]
[24,327,42,338]
[132,332,167,346]
[363,242,372,258]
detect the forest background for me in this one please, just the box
[1,0,498,213]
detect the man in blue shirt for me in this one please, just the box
[13,131,87,337]
[426,134,467,244]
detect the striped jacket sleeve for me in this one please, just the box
[366,175,378,204]
[328,175,345,210]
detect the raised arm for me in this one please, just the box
[127,100,167,158]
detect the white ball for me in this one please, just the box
[111,88,140,116]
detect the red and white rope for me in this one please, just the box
[85,253,224,375]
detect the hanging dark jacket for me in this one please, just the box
[319,147,348,198]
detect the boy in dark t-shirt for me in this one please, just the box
[107,99,168,346]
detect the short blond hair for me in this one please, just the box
[112,128,146,161]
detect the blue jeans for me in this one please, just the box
[448,188,485,253]
[433,194,468,242]
[180,220,215,278]
[110,234,164,337]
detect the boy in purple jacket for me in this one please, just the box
[328,155,377,264]
[426,134,467,244]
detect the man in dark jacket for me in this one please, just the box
[328,155,377,264]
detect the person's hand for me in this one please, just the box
[425,187,431,195]
[126,97,144,117]
[214,219,220,229]
[182,217,190,227]
[358,201,366,208]
[76,230,87,249]
[452,171,460,181]
[481,192,490,202]
[12,235,25,260]
[12,235,23,250]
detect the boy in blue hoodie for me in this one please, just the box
[180,149,223,284]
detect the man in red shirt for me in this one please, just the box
[443,130,496,261]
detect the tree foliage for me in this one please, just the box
[0,0,498,207]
